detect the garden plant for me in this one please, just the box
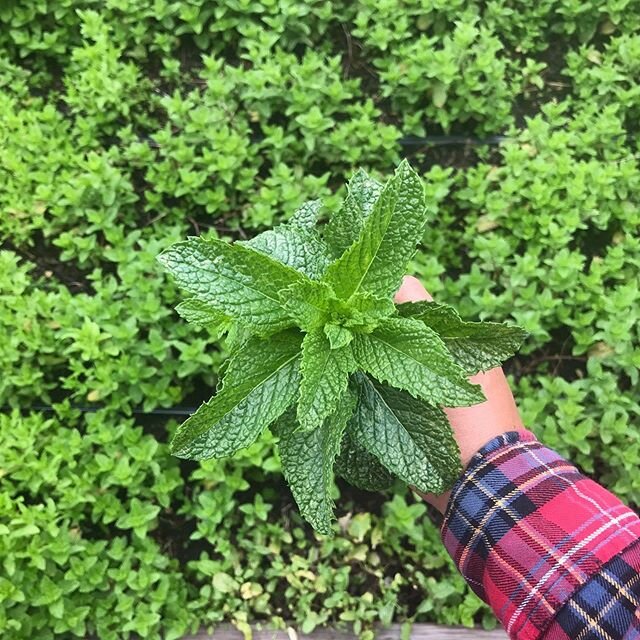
[1,1,639,639]
[159,161,526,533]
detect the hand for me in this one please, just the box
[394,276,524,513]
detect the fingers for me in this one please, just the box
[394,275,434,303]
[392,274,523,513]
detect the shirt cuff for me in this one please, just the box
[440,430,640,640]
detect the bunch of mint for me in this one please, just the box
[158,161,526,534]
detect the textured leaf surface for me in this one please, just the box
[278,279,336,331]
[350,374,461,493]
[343,292,396,330]
[397,301,527,374]
[158,237,304,334]
[276,392,356,534]
[323,160,427,300]
[242,224,331,279]
[175,298,232,329]
[170,330,302,459]
[297,329,355,431]
[289,199,323,229]
[334,427,395,491]
[324,323,353,350]
[324,170,382,258]
[352,317,484,407]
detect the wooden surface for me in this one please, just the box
[185,623,507,640]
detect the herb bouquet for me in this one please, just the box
[158,161,526,534]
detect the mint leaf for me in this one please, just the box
[275,391,356,535]
[352,317,484,406]
[350,374,461,493]
[175,298,232,329]
[242,224,331,280]
[297,329,355,431]
[281,281,395,335]
[335,427,395,491]
[170,330,302,459]
[289,199,322,229]
[241,201,329,278]
[324,170,382,258]
[279,279,337,331]
[158,237,305,334]
[323,160,427,300]
[324,323,353,349]
[397,301,528,375]
[344,291,396,331]
[159,161,526,534]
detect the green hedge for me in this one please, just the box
[1,2,639,638]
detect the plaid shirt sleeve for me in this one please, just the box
[441,429,640,640]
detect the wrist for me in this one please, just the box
[418,367,523,513]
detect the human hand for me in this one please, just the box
[394,276,524,513]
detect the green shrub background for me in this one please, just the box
[1,1,640,638]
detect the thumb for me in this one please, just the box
[394,275,434,303]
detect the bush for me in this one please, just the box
[1,1,639,638]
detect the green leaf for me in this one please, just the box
[343,291,396,331]
[297,329,355,431]
[175,298,232,331]
[170,330,303,459]
[276,392,356,534]
[158,237,305,334]
[397,301,527,374]
[324,170,382,258]
[280,281,395,334]
[115,498,161,536]
[212,572,239,594]
[279,279,336,331]
[241,224,331,280]
[289,199,322,229]
[350,374,461,493]
[334,426,395,491]
[432,83,448,108]
[323,160,427,300]
[352,317,484,406]
[324,323,353,349]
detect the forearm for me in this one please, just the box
[440,430,640,639]
[423,366,523,513]
[394,276,640,638]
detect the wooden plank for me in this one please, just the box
[184,623,506,640]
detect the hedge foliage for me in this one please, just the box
[1,1,639,638]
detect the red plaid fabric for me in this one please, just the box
[441,430,640,640]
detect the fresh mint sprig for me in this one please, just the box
[158,161,526,534]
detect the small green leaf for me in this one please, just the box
[324,323,353,349]
[324,169,382,258]
[397,301,527,374]
[432,83,448,108]
[352,317,484,407]
[276,392,356,534]
[323,160,427,301]
[158,237,305,334]
[115,498,161,535]
[289,199,322,229]
[241,224,331,279]
[280,282,395,334]
[175,298,233,332]
[344,291,396,331]
[171,330,302,459]
[350,374,461,493]
[335,425,395,491]
[279,279,336,331]
[212,572,239,594]
[297,329,355,431]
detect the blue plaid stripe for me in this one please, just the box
[441,430,640,640]
[552,539,640,639]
